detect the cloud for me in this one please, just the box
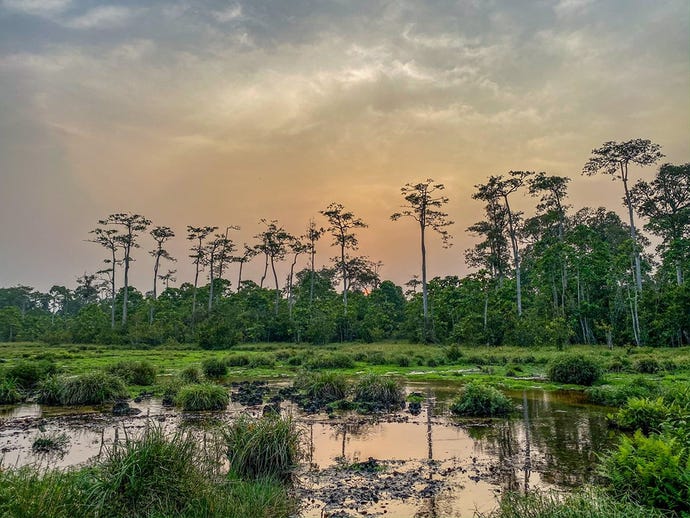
[1,0,70,16]
[554,0,595,18]
[213,4,241,23]
[63,5,134,29]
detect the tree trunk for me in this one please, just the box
[504,196,522,316]
[420,218,429,336]
[237,260,244,292]
[150,250,161,325]
[271,255,280,315]
[122,244,130,326]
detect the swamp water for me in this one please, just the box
[0,382,616,517]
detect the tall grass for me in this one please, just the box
[224,414,301,481]
[0,376,22,404]
[293,371,349,403]
[176,383,229,411]
[37,372,128,406]
[105,360,157,385]
[480,489,665,518]
[352,374,405,412]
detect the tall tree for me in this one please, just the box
[254,220,293,314]
[187,225,218,319]
[205,233,235,311]
[217,225,240,281]
[473,172,531,316]
[235,244,258,292]
[630,163,690,286]
[89,225,120,329]
[391,179,453,335]
[149,226,175,324]
[305,219,324,305]
[320,203,367,313]
[582,139,664,292]
[101,213,151,325]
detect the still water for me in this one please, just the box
[0,382,616,517]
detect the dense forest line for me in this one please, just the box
[1,139,688,348]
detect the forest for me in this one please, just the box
[1,139,688,349]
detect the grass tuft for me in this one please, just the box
[176,383,229,411]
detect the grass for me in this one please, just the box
[480,488,666,518]
[0,426,296,518]
[105,360,157,385]
[224,414,301,481]
[32,432,70,453]
[0,376,22,404]
[293,371,349,403]
[353,374,405,412]
[450,382,514,417]
[176,383,229,411]
[37,371,129,405]
[1,341,690,398]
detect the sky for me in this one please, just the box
[0,0,688,294]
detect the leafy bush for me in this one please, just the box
[353,374,405,412]
[610,397,673,434]
[179,365,203,384]
[105,361,157,385]
[450,382,514,417]
[445,344,463,363]
[224,414,301,481]
[546,354,602,386]
[176,383,229,411]
[57,372,128,405]
[600,430,690,514]
[201,357,228,378]
[394,355,411,367]
[0,377,22,404]
[366,351,388,365]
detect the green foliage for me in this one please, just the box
[6,359,57,389]
[450,382,514,417]
[633,356,662,374]
[179,364,203,384]
[304,352,354,369]
[32,432,70,453]
[547,354,602,386]
[610,397,673,434]
[352,374,405,412]
[481,488,665,518]
[293,371,349,404]
[201,357,228,378]
[585,377,660,406]
[248,354,276,368]
[57,371,129,405]
[105,360,157,385]
[0,376,22,404]
[445,344,463,362]
[225,353,251,367]
[600,430,690,514]
[176,383,229,411]
[224,414,301,481]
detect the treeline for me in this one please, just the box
[1,139,688,348]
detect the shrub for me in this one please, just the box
[0,377,22,404]
[202,357,228,378]
[59,372,129,405]
[450,382,514,417]
[36,375,64,405]
[179,365,203,384]
[600,430,690,514]
[176,383,229,411]
[105,361,157,385]
[394,355,411,367]
[353,374,405,412]
[633,357,661,374]
[6,360,57,389]
[611,397,673,434]
[546,354,602,386]
[366,351,388,365]
[224,414,301,481]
